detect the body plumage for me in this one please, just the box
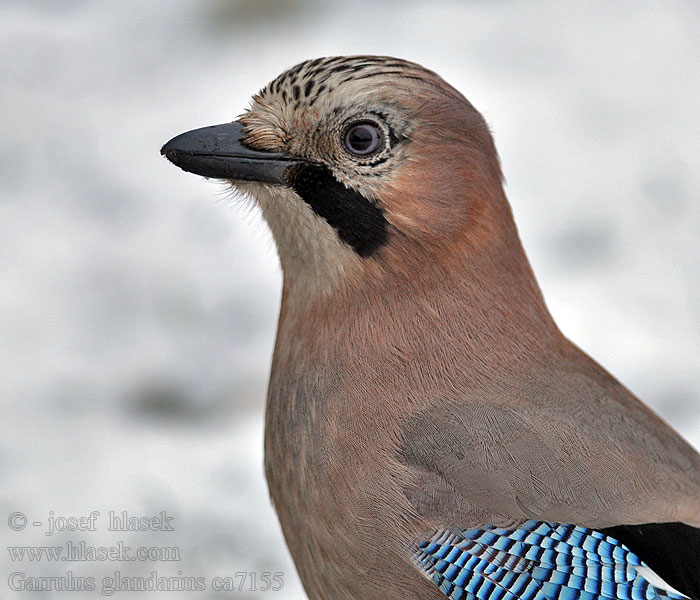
[162,56,700,600]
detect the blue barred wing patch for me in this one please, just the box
[414,520,686,600]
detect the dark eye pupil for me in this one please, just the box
[344,123,382,156]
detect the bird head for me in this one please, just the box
[162,56,532,304]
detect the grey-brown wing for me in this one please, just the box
[397,363,700,529]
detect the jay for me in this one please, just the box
[162,56,700,600]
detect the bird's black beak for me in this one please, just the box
[161,121,299,185]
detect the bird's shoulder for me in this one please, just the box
[396,343,700,527]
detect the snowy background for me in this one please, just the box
[2,1,699,598]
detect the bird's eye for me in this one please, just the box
[343,122,384,156]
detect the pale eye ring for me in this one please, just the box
[343,122,384,156]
